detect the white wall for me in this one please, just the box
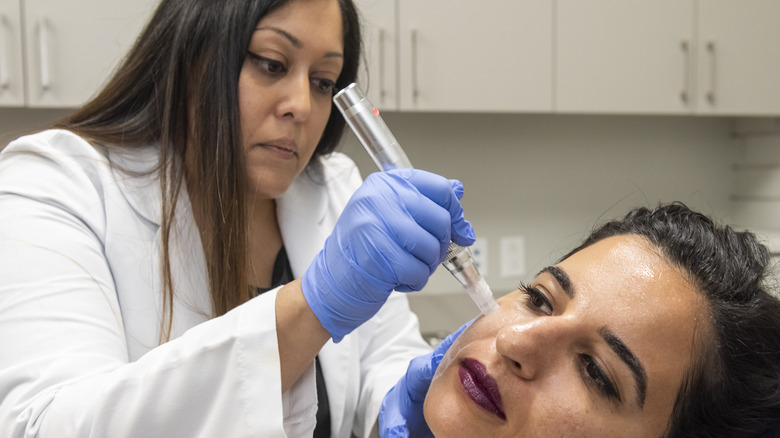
[0,108,73,147]
[339,112,741,334]
[729,118,780,300]
[731,118,780,251]
[0,108,749,334]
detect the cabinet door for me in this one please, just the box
[355,0,397,109]
[398,0,552,112]
[0,0,24,106]
[556,0,695,114]
[696,0,780,116]
[23,0,156,108]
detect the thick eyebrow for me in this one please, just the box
[599,326,648,408]
[255,26,344,58]
[539,266,575,299]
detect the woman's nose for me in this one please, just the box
[495,318,574,380]
[276,74,312,121]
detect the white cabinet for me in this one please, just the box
[0,0,156,108]
[23,0,156,108]
[355,0,398,109]
[0,0,24,106]
[556,0,780,116]
[696,0,780,116]
[357,0,553,113]
[556,0,695,114]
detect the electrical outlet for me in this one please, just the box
[470,237,488,276]
[500,235,526,278]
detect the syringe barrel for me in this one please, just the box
[333,83,412,170]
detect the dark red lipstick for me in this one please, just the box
[459,358,506,421]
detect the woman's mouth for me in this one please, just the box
[257,139,297,160]
[459,358,506,421]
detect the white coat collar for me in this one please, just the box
[108,147,331,231]
[276,160,332,276]
[107,145,165,226]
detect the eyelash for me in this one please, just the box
[519,282,553,315]
[519,282,621,402]
[579,354,621,402]
[246,52,336,96]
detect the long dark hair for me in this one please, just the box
[563,203,780,437]
[55,0,361,341]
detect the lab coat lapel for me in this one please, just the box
[276,167,330,277]
[319,339,360,437]
[107,146,163,226]
[108,146,211,350]
[277,165,357,436]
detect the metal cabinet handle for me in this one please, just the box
[680,40,690,104]
[0,14,9,90]
[378,27,386,103]
[38,17,51,91]
[706,41,716,105]
[411,28,419,105]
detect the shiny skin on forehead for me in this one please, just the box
[558,235,702,328]
[557,235,706,411]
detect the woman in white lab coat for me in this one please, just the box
[0,0,474,436]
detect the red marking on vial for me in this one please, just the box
[372,107,380,116]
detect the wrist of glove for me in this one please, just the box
[378,321,472,437]
[302,169,475,342]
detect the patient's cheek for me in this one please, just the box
[433,304,513,381]
[424,383,459,438]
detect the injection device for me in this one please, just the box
[333,83,498,315]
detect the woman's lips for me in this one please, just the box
[257,139,297,160]
[459,358,506,421]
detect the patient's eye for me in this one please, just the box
[520,283,553,316]
[579,354,621,402]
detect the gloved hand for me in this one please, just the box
[378,321,472,438]
[302,169,474,342]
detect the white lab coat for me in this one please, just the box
[0,130,431,437]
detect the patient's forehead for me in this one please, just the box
[558,236,708,410]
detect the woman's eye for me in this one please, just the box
[580,354,621,402]
[312,78,336,95]
[520,283,553,315]
[247,52,286,75]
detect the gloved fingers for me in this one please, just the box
[403,321,476,404]
[450,178,465,200]
[432,319,473,359]
[362,170,454,267]
[449,209,476,248]
[404,353,436,403]
[381,425,410,438]
[360,241,433,292]
[390,169,455,209]
[391,190,451,265]
[445,179,476,247]
[390,169,476,248]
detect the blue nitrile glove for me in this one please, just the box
[378,321,472,438]
[302,169,475,342]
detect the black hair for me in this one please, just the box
[563,203,780,437]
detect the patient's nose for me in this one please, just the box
[495,318,575,380]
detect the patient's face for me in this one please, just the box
[424,235,708,438]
